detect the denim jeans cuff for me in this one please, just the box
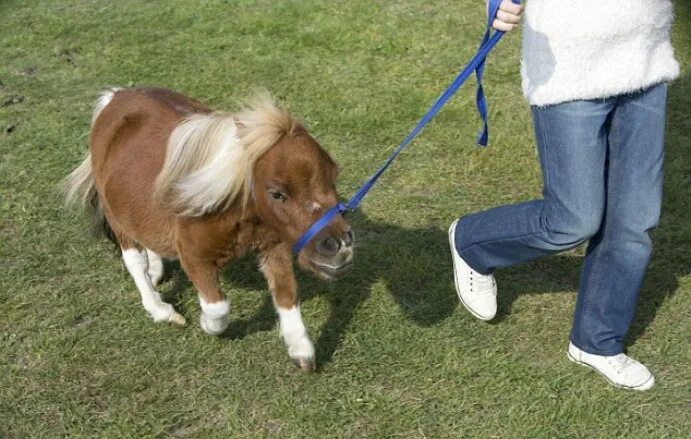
[569,337,623,357]
[457,248,494,275]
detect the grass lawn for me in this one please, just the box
[1,1,689,437]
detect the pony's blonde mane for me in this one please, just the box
[153,94,298,217]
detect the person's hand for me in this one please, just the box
[487,0,523,32]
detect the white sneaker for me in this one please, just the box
[448,219,497,321]
[567,342,655,391]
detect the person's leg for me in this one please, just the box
[454,98,616,274]
[570,83,668,356]
[450,98,615,320]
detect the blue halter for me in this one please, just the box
[293,0,520,255]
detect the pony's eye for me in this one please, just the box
[270,191,286,201]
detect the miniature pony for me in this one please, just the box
[64,87,354,370]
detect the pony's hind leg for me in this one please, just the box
[259,246,315,371]
[121,245,186,326]
[146,248,165,287]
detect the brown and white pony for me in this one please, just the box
[64,87,354,370]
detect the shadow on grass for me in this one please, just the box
[164,212,460,369]
[161,76,688,368]
[157,211,461,368]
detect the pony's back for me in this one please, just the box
[65,88,213,257]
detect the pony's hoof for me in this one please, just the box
[292,357,316,372]
[151,304,186,326]
[168,312,187,326]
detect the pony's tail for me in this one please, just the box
[62,155,117,245]
[63,154,96,208]
[62,87,123,245]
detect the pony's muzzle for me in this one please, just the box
[312,229,354,279]
[316,230,354,256]
[316,236,340,256]
[317,230,354,258]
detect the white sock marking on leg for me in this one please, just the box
[145,248,165,287]
[277,306,314,359]
[199,297,230,335]
[122,248,182,324]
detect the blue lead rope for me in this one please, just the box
[293,0,519,255]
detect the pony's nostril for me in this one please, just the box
[343,230,354,247]
[318,236,341,256]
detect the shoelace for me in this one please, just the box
[608,354,635,374]
[470,271,495,293]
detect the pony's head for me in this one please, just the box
[154,94,354,279]
[249,119,354,280]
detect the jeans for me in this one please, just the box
[454,83,668,356]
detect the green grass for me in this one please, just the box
[1,1,689,437]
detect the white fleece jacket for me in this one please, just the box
[521,0,680,106]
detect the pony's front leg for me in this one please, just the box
[180,255,230,336]
[259,245,315,371]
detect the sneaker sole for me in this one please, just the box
[448,220,493,322]
[566,351,655,391]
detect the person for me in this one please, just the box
[449,0,680,390]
